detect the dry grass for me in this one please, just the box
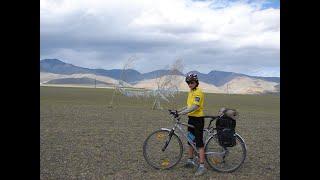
[40,86,280,180]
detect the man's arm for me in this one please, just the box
[177,104,199,115]
[177,106,188,112]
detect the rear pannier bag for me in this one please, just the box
[216,108,238,147]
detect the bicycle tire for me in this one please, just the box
[143,129,183,170]
[205,133,247,173]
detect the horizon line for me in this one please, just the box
[40,58,280,78]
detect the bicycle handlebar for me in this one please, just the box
[168,109,181,121]
[168,109,220,119]
[168,109,222,129]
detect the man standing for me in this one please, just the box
[177,73,206,176]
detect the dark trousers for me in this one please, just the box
[187,116,204,148]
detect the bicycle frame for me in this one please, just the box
[166,115,218,155]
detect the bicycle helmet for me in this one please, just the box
[185,73,199,84]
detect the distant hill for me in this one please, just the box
[40,59,280,94]
[40,72,132,87]
[141,70,184,82]
[40,59,279,85]
[188,70,280,86]
[40,59,92,74]
[220,76,278,94]
[133,75,224,93]
[46,77,112,85]
[40,59,142,83]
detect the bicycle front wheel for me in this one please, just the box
[143,129,183,170]
[205,133,247,173]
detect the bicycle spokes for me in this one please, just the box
[143,129,183,170]
[205,151,227,157]
[211,157,223,164]
[205,135,247,172]
[157,131,170,152]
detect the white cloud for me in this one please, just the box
[41,0,279,77]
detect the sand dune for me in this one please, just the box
[221,76,278,94]
[133,75,224,93]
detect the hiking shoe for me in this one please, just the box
[184,159,197,168]
[195,165,206,176]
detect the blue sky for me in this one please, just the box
[40,0,279,77]
[193,0,279,9]
[261,0,280,9]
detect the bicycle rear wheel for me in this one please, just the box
[205,133,246,173]
[143,129,183,170]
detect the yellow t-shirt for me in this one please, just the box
[187,87,204,117]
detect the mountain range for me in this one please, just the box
[40,59,280,94]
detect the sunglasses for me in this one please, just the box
[187,81,196,85]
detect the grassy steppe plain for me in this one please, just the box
[40,86,280,180]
